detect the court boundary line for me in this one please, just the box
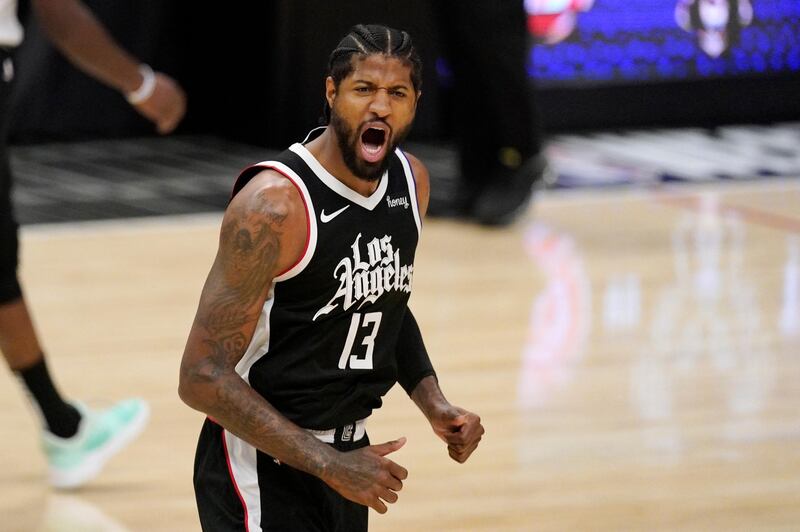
[18,177,800,236]
[655,193,800,234]
[20,212,223,239]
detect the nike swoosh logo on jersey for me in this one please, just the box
[320,205,350,223]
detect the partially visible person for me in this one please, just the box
[675,0,753,58]
[0,0,186,488]
[429,1,549,226]
[525,0,595,45]
[179,24,483,531]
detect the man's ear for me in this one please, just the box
[325,77,337,108]
[414,90,423,110]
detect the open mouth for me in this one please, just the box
[359,125,389,163]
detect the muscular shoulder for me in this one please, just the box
[229,169,301,218]
[221,169,307,277]
[402,151,430,218]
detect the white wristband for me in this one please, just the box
[126,64,156,104]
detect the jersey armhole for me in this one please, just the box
[234,161,318,282]
[395,149,423,235]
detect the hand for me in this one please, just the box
[429,405,484,463]
[322,437,409,514]
[132,72,187,134]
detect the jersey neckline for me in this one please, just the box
[288,143,388,211]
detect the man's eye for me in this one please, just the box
[355,87,371,93]
[391,90,407,98]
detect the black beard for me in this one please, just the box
[330,108,411,183]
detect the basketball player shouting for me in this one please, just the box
[179,24,484,531]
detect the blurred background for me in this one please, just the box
[11,0,800,139]
[8,0,800,224]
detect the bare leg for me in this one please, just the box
[0,296,45,370]
[1,292,150,489]
[0,294,81,437]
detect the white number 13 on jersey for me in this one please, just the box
[338,312,382,370]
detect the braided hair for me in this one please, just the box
[323,24,422,123]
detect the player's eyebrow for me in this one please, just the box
[352,79,411,91]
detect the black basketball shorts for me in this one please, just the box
[0,47,21,305]
[193,418,369,532]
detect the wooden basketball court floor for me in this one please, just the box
[1,177,798,531]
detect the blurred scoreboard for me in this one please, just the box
[526,0,800,87]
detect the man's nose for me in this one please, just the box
[368,88,391,117]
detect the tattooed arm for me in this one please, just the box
[178,170,407,513]
[178,170,323,464]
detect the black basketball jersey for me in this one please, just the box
[230,136,422,430]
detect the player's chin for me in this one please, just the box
[355,158,387,182]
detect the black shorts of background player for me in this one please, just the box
[0,0,185,488]
[428,0,550,226]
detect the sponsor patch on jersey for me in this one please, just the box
[386,195,409,210]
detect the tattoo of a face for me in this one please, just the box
[207,332,249,362]
[183,331,249,383]
[200,199,287,363]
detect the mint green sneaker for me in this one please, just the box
[42,398,150,489]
